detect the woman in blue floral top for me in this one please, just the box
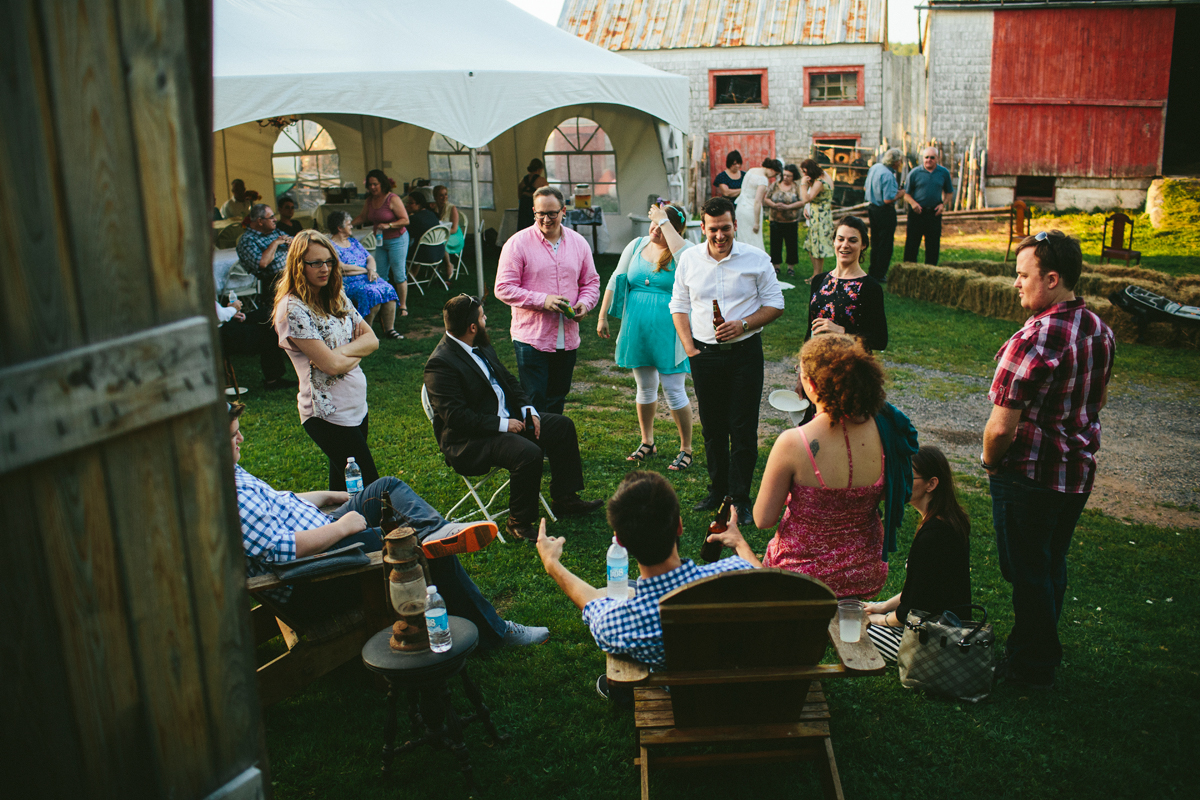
[327,211,402,340]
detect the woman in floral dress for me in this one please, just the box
[800,158,835,279]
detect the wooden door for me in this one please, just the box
[709,130,776,196]
[0,1,266,797]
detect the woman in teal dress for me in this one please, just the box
[596,203,695,470]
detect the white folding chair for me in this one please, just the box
[420,385,556,540]
[406,224,451,296]
[449,210,470,281]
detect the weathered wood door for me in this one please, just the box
[0,1,266,797]
[708,130,776,196]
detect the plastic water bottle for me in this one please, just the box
[227,290,238,305]
[344,457,363,496]
[425,585,452,653]
[606,536,629,600]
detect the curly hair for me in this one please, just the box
[274,230,351,320]
[800,334,886,423]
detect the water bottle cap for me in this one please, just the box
[347,457,356,464]
[427,585,437,593]
[612,536,618,544]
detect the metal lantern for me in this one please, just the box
[382,527,431,652]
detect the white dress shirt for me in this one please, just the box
[447,333,537,432]
[669,241,785,345]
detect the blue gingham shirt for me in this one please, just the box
[582,557,755,670]
[235,465,331,580]
[236,227,288,276]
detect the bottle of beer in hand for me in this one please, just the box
[701,496,733,563]
[712,299,725,328]
[380,494,399,534]
[523,409,538,442]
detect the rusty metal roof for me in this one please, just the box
[558,0,886,50]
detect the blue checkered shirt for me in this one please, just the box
[582,557,755,670]
[236,227,288,276]
[235,464,331,585]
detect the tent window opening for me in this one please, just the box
[544,117,618,212]
[428,135,495,210]
[272,120,341,203]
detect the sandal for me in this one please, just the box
[786,267,795,278]
[668,450,693,471]
[399,307,409,317]
[384,329,405,340]
[626,442,657,462]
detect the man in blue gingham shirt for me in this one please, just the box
[538,471,762,684]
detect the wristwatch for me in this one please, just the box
[741,319,749,331]
[979,452,999,471]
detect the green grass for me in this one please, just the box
[239,249,1198,800]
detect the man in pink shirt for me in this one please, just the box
[495,186,601,415]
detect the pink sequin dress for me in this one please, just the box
[763,424,887,598]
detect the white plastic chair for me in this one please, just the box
[420,385,556,540]
[406,223,452,295]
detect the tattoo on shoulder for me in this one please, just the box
[809,439,819,456]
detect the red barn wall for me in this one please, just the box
[988,7,1174,178]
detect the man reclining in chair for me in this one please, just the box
[230,401,548,649]
[536,471,761,702]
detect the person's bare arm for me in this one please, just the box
[648,205,688,257]
[715,304,784,342]
[294,511,368,558]
[336,319,378,358]
[296,490,350,508]
[753,430,800,529]
[537,520,605,610]
[449,205,459,234]
[672,312,699,357]
[292,337,362,376]
[865,592,901,616]
[258,237,288,268]
[982,404,1022,473]
[752,184,767,233]
[800,178,825,204]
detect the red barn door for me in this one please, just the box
[709,130,776,195]
[988,7,1174,177]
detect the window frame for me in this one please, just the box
[708,68,769,109]
[543,117,619,212]
[803,66,866,108]
[427,134,495,211]
[271,119,342,191]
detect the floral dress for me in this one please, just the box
[333,236,398,317]
[803,178,835,259]
[274,293,368,426]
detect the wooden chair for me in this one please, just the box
[247,552,392,707]
[607,569,884,799]
[1101,212,1141,266]
[1004,200,1030,262]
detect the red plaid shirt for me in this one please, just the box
[988,299,1115,493]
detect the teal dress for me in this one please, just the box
[611,239,690,375]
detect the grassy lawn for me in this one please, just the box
[238,247,1197,799]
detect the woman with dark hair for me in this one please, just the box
[327,210,401,338]
[712,149,744,200]
[753,334,889,598]
[764,164,803,277]
[433,184,463,280]
[596,202,695,470]
[275,195,304,236]
[807,216,888,352]
[273,231,380,491]
[352,169,410,317]
[865,445,972,662]
[799,158,835,277]
[517,158,548,230]
[404,190,447,270]
[734,157,781,251]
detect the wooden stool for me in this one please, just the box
[361,617,508,790]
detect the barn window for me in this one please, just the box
[428,134,495,209]
[272,119,340,200]
[804,67,865,107]
[709,69,769,108]
[1015,175,1056,203]
[544,117,618,212]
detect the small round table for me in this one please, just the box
[361,616,508,790]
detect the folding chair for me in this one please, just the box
[449,210,470,281]
[1003,200,1030,263]
[407,223,452,296]
[420,385,556,541]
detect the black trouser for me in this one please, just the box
[903,208,943,265]
[219,307,287,383]
[689,335,764,505]
[302,414,380,491]
[867,204,897,280]
[449,412,584,524]
[769,220,799,268]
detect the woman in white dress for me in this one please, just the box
[734,158,781,251]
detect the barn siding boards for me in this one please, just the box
[926,9,992,152]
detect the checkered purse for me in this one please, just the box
[897,605,995,703]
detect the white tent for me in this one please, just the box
[214,0,690,293]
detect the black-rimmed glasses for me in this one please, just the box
[303,258,335,268]
[533,209,562,220]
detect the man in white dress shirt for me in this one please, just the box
[670,196,785,526]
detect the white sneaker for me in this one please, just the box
[503,620,549,646]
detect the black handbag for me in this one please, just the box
[897,604,995,703]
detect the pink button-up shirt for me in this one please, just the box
[494,225,600,352]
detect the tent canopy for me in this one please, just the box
[214,0,690,146]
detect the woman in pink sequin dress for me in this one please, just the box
[755,334,889,598]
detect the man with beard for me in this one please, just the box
[670,196,784,526]
[423,294,603,542]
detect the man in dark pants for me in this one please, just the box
[865,148,905,281]
[423,294,603,542]
[215,299,293,389]
[670,196,785,526]
[902,147,954,265]
[981,231,1114,689]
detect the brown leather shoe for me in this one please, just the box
[551,494,605,517]
[505,516,538,544]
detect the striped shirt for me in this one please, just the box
[988,299,1115,493]
[581,557,755,670]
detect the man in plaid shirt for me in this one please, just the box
[537,471,760,703]
[981,231,1114,689]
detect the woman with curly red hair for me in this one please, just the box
[753,334,890,597]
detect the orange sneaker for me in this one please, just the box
[421,520,499,559]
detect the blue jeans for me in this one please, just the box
[513,340,577,415]
[328,477,507,649]
[374,230,409,284]
[989,471,1090,683]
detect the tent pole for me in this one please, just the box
[470,147,485,297]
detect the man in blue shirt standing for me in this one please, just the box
[903,147,955,265]
[864,148,906,282]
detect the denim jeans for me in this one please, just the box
[989,470,1090,683]
[513,340,577,415]
[374,230,410,283]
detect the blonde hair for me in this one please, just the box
[273,230,351,319]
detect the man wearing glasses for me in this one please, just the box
[981,230,1114,689]
[236,202,293,294]
[495,186,600,415]
[902,147,954,265]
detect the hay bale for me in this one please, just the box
[960,275,1026,323]
[1075,274,1180,302]
[1082,261,1175,286]
[889,263,979,308]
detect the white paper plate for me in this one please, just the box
[768,390,810,413]
[225,386,250,397]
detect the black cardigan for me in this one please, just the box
[896,516,972,625]
[806,272,888,351]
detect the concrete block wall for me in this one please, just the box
[927,10,993,149]
[620,44,883,166]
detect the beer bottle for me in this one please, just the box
[380,494,399,534]
[701,495,733,563]
[523,409,538,442]
[712,299,724,328]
